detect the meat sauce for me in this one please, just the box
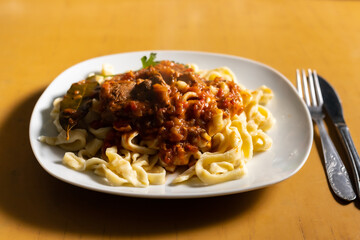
[98,61,246,170]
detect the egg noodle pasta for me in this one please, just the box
[40,57,274,187]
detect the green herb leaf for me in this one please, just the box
[141,53,159,68]
[59,78,100,139]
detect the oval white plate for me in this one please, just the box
[29,50,313,198]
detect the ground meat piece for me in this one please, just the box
[131,79,152,101]
[101,80,135,104]
[152,83,170,106]
[177,72,197,85]
[100,79,152,117]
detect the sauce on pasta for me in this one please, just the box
[97,61,248,170]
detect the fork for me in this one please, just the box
[296,69,356,201]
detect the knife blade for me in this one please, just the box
[319,76,360,199]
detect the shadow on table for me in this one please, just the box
[0,89,267,237]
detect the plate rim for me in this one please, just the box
[29,50,313,199]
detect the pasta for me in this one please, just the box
[40,57,275,187]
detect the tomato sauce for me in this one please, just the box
[99,61,245,169]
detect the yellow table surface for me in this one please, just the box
[1,0,360,239]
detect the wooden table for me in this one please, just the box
[1,0,360,239]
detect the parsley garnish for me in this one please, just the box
[141,53,159,68]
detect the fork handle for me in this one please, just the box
[314,119,356,201]
[336,124,360,199]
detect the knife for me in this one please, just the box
[319,76,360,199]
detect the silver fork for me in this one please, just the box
[296,69,356,201]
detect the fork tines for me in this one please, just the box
[296,69,323,107]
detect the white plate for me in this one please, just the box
[29,50,313,198]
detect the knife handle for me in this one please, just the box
[315,119,356,201]
[336,124,360,198]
